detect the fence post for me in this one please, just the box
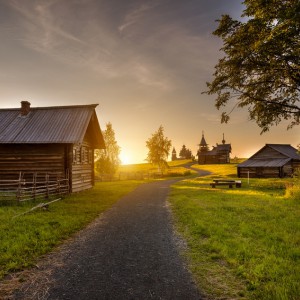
[46,173,49,199]
[33,173,36,200]
[57,174,61,195]
[16,172,22,202]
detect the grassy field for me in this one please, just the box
[169,163,300,300]
[117,159,195,178]
[1,160,298,299]
[118,159,192,172]
[0,180,143,279]
[0,159,193,280]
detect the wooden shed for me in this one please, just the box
[237,144,300,178]
[0,101,105,192]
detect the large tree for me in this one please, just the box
[205,0,300,132]
[95,122,121,177]
[146,125,172,173]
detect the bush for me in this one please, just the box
[285,182,300,199]
[285,169,300,200]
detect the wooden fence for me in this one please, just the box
[0,172,69,202]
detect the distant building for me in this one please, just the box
[197,133,231,164]
[237,144,300,178]
[171,147,177,161]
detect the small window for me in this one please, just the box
[73,148,77,164]
[89,149,93,164]
[80,147,84,164]
[83,147,89,164]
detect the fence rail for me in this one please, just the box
[0,172,69,202]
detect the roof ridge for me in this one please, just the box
[0,104,99,111]
[266,143,291,146]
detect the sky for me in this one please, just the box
[0,0,298,164]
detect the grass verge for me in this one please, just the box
[169,164,299,300]
[0,180,143,279]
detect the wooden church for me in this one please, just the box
[197,133,231,164]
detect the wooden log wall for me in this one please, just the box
[71,135,95,192]
[238,166,293,178]
[0,144,66,182]
[198,155,230,164]
[0,132,99,194]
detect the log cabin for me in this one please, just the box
[237,144,300,178]
[0,101,105,192]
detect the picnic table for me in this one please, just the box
[210,179,242,188]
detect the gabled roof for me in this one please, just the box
[0,104,105,148]
[238,144,300,167]
[200,143,231,156]
[216,143,231,152]
[238,158,292,168]
[266,144,300,160]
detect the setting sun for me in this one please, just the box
[120,151,132,165]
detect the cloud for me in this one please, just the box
[8,0,85,51]
[118,2,161,35]
[131,61,172,90]
[4,0,221,93]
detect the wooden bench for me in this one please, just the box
[210,182,233,188]
[235,180,242,188]
[210,179,242,188]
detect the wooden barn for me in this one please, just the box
[197,133,231,164]
[0,101,105,192]
[237,144,300,178]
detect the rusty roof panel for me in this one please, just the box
[0,104,105,148]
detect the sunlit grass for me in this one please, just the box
[118,159,192,172]
[117,159,194,178]
[169,163,299,300]
[191,163,238,177]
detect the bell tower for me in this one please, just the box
[199,131,209,153]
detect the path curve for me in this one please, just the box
[12,169,208,300]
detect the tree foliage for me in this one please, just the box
[205,0,300,132]
[95,122,121,176]
[179,144,193,159]
[146,125,172,173]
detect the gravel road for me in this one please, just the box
[11,178,204,300]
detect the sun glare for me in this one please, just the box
[120,152,131,165]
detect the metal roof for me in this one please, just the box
[238,144,300,168]
[266,144,300,160]
[216,144,231,152]
[202,143,231,155]
[0,104,105,148]
[238,158,292,168]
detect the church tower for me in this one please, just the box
[222,133,226,145]
[171,147,177,161]
[199,132,209,153]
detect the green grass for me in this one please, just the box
[0,180,143,279]
[0,160,194,280]
[169,164,300,300]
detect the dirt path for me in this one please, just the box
[8,172,207,300]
